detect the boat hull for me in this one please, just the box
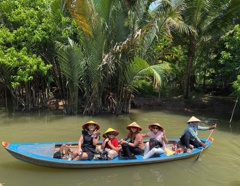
[2,138,213,169]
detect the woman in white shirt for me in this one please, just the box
[142,123,168,159]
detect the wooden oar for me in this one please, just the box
[196,128,215,160]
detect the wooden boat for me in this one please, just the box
[2,138,213,169]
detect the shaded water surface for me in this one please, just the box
[0,108,240,186]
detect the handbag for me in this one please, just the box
[53,151,62,159]
[99,150,108,160]
[149,138,163,150]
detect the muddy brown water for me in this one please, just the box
[0,108,240,186]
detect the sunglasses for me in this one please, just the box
[108,132,115,135]
[88,124,96,127]
[152,127,159,130]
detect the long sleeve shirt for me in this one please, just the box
[181,124,209,142]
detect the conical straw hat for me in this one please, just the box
[82,120,100,130]
[187,116,201,123]
[148,123,164,131]
[102,128,119,138]
[126,122,142,131]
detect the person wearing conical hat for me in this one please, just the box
[96,128,119,160]
[120,122,144,159]
[142,123,168,159]
[180,116,216,153]
[72,120,101,160]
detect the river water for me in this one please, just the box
[0,107,239,186]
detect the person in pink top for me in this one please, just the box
[142,123,168,159]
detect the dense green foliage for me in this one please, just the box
[0,0,240,115]
[220,25,240,96]
[0,0,53,88]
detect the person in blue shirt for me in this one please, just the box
[180,116,216,153]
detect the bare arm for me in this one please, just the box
[120,133,130,144]
[141,133,149,137]
[101,138,109,149]
[78,135,83,152]
[92,137,99,146]
[162,134,168,144]
[123,133,129,141]
[162,130,168,144]
[107,140,119,152]
[92,130,100,146]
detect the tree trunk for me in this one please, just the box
[184,37,196,99]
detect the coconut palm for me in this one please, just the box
[177,0,240,99]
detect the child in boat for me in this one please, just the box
[180,116,216,153]
[142,123,168,159]
[171,141,183,154]
[96,128,119,160]
[120,122,144,159]
[71,120,100,160]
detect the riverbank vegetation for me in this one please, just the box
[0,0,240,115]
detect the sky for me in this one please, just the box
[149,0,162,12]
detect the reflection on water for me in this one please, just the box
[149,168,163,183]
[0,108,240,186]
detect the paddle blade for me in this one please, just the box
[2,141,9,148]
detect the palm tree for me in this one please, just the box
[54,0,187,115]
[97,0,188,114]
[56,38,83,114]
[178,0,240,99]
[58,0,129,115]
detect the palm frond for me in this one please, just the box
[65,0,93,36]
[56,38,83,88]
[137,63,172,88]
[123,57,171,89]
[92,0,114,23]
